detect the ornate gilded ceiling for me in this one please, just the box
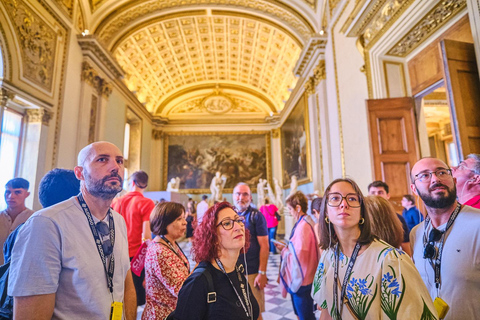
[114,13,302,116]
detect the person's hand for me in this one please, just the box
[273,240,287,250]
[254,273,268,290]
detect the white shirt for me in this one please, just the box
[196,200,209,224]
[0,208,34,264]
[411,205,480,320]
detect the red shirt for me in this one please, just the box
[112,191,155,257]
[259,204,279,228]
[465,195,480,209]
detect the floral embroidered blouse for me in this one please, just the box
[142,241,190,320]
[311,239,438,320]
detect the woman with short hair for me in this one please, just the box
[142,202,190,320]
[312,178,437,319]
[172,201,260,320]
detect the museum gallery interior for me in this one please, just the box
[0,0,479,224]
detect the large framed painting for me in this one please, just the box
[281,93,311,187]
[163,131,271,193]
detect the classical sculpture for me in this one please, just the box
[273,178,284,214]
[166,177,180,192]
[210,172,227,202]
[257,179,267,208]
[287,175,298,198]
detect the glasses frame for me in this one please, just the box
[326,192,361,208]
[414,168,452,183]
[423,228,443,260]
[216,217,246,230]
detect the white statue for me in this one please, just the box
[257,179,267,208]
[287,175,298,198]
[210,172,227,202]
[267,182,276,206]
[273,178,284,213]
[167,177,180,192]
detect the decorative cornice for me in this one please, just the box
[304,60,326,95]
[304,77,316,95]
[271,128,281,138]
[293,36,328,77]
[152,129,163,140]
[81,61,112,98]
[25,108,53,126]
[265,114,281,124]
[152,116,169,126]
[0,88,15,107]
[77,35,125,80]
[387,0,467,57]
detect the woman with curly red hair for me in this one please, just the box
[171,201,260,320]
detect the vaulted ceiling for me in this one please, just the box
[85,0,320,123]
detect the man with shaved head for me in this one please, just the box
[9,142,136,320]
[410,157,480,319]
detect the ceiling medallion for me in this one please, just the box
[201,90,235,114]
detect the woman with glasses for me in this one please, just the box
[142,202,190,320]
[312,178,437,320]
[171,201,260,320]
[275,191,319,320]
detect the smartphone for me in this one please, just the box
[270,239,287,246]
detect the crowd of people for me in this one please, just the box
[1,140,480,320]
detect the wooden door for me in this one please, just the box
[367,97,420,211]
[441,39,480,158]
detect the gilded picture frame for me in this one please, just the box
[163,131,272,194]
[280,92,312,188]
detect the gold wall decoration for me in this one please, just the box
[88,0,106,13]
[81,61,112,98]
[3,0,57,91]
[114,13,302,114]
[387,0,467,57]
[271,128,281,138]
[329,0,342,16]
[25,108,53,126]
[170,95,262,115]
[53,0,73,18]
[152,129,163,140]
[294,36,327,77]
[303,0,316,9]
[96,0,315,46]
[76,3,85,32]
[88,94,98,144]
[304,60,326,96]
[163,131,272,193]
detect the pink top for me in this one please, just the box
[259,204,279,228]
[465,195,480,209]
[142,241,190,320]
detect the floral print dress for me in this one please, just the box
[312,239,438,320]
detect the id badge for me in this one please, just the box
[110,301,123,320]
[434,297,449,319]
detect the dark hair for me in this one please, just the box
[5,178,29,190]
[311,197,322,214]
[403,194,415,204]
[202,195,208,201]
[39,169,80,208]
[286,191,308,213]
[150,202,185,235]
[319,178,375,250]
[192,201,250,263]
[365,196,403,248]
[131,171,148,189]
[367,180,389,194]
[264,198,270,204]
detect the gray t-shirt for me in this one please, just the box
[0,208,34,264]
[411,205,480,320]
[8,197,130,319]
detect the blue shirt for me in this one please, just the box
[237,206,268,275]
[402,206,423,231]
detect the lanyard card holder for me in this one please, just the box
[434,297,449,320]
[110,301,123,320]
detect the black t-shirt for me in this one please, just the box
[237,206,268,274]
[397,213,410,242]
[174,261,260,320]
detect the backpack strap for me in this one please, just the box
[193,265,216,303]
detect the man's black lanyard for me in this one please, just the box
[159,235,189,270]
[215,258,252,319]
[333,242,361,319]
[77,193,115,294]
[423,202,462,289]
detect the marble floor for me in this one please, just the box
[137,240,319,319]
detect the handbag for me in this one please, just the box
[130,239,151,276]
[275,211,282,221]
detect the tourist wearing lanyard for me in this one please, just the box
[172,202,260,320]
[410,157,480,320]
[312,178,437,320]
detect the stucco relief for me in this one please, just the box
[170,94,262,115]
[81,61,112,98]
[25,108,53,126]
[3,0,57,91]
[54,0,73,17]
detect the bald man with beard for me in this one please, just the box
[8,142,136,320]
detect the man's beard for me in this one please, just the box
[417,182,457,209]
[235,200,250,212]
[84,170,123,200]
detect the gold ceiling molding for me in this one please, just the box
[76,2,85,33]
[0,22,12,80]
[3,0,58,92]
[95,0,315,47]
[329,0,342,16]
[25,108,53,126]
[53,0,73,18]
[386,0,466,57]
[169,94,264,116]
[81,61,112,98]
[293,36,327,77]
[88,0,106,13]
[114,14,301,114]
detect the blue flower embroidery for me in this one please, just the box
[344,275,377,319]
[381,267,406,319]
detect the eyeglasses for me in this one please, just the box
[96,222,113,256]
[216,217,246,230]
[423,228,443,259]
[326,193,361,208]
[414,168,452,183]
[454,163,477,174]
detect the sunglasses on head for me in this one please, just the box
[96,222,113,256]
[423,228,443,260]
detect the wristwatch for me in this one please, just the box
[258,270,266,275]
